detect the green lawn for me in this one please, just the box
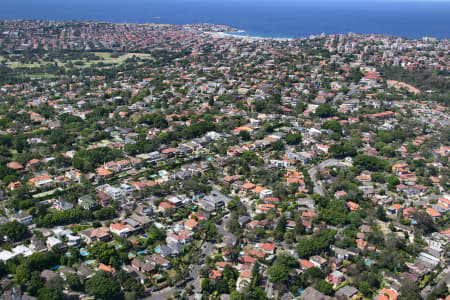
[0,52,152,70]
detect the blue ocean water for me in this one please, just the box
[1,0,449,39]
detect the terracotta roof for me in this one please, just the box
[96,167,113,177]
[242,182,256,189]
[110,223,129,231]
[159,202,175,209]
[28,174,52,183]
[215,262,232,269]
[257,204,276,211]
[426,207,441,218]
[390,204,402,210]
[252,186,266,193]
[264,197,280,203]
[7,162,24,170]
[90,227,110,238]
[27,158,40,165]
[248,249,266,258]
[300,259,314,269]
[378,288,398,300]
[185,219,198,229]
[209,269,222,279]
[240,255,258,264]
[257,243,276,252]
[98,263,115,273]
[240,270,252,278]
[347,201,359,211]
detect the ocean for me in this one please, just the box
[1,0,450,39]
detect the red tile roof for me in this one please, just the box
[7,162,24,170]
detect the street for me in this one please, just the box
[148,214,236,299]
[308,159,350,196]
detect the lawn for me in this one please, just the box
[0,52,152,70]
[67,224,91,233]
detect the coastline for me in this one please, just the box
[1,18,448,41]
[206,31,295,41]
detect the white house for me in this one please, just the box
[259,189,273,200]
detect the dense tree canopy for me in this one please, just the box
[0,220,29,241]
[296,229,337,258]
[85,271,122,299]
[354,154,391,171]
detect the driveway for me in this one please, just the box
[307,159,350,196]
[148,216,236,299]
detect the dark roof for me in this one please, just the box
[77,263,94,278]
[238,216,251,225]
[336,285,358,298]
[300,287,330,300]
[167,241,184,253]
[40,269,58,281]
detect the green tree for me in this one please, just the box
[90,242,117,264]
[426,283,448,300]
[0,220,29,241]
[0,261,7,278]
[203,222,219,241]
[201,278,211,293]
[359,281,371,296]
[37,288,65,300]
[347,212,362,227]
[66,273,84,291]
[380,146,395,157]
[267,263,289,283]
[239,130,251,141]
[285,133,302,145]
[378,130,393,143]
[354,154,390,172]
[350,69,363,82]
[323,120,342,134]
[371,172,385,183]
[316,280,334,296]
[387,175,400,190]
[271,140,284,151]
[230,290,243,300]
[15,265,30,286]
[122,277,145,298]
[315,104,336,118]
[85,271,122,299]
[27,271,44,296]
[399,280,421,300]
[412,211,436,234]
[296,229,336,258]
[329,142,357,158]
[320,200,348,225]
[274,215,287,241]
[249,287,267,300]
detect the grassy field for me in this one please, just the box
[26,73,57,79]
[0,52,152,70]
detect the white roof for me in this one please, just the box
[53,228,72,237]
[47,236,62,247]
[67,234,80,241]
[0,250,16,261]
[12,245,33,257]
[167,196,182,204]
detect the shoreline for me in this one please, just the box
[206,31,295,41]
[1,18,448,41]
